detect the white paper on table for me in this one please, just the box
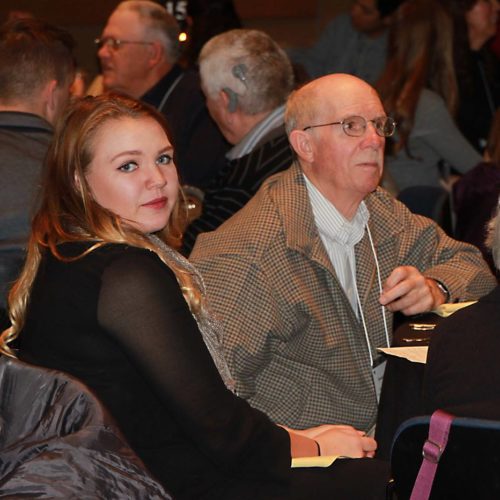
[291,455,340,468]
[378,346,428,364]
[432,301,476,317]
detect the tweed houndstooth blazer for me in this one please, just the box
[191,163,496,431]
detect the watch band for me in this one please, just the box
[434,280,450,303]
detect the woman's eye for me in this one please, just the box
[118,162,138,173]
[157,153,172,165]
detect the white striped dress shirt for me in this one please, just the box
[304,174,370,317]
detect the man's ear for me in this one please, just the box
[147,41,163,67]
[221,87,238,113]
[289,129,315,163]
[41,79,59,125]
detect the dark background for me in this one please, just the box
[0,0,350,79]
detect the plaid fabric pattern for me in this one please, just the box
[182,128,293,254]
[191,163,496,431]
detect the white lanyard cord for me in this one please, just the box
[354,225,391,367]
[366,225,391,348]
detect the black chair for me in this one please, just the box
[0,356,171,499]
[389,414,500,499]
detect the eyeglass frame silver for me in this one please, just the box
[302,115,397,138]
[94,37,154,50]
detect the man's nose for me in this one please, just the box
[97,43,110,60]
[362,122,384,148]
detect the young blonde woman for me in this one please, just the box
[0,94,389,499]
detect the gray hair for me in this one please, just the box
[117,1,180,63]
[486,201,500,271]
[285,80,323,136]
[199,29,294,115]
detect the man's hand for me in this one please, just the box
[379,265,447,315]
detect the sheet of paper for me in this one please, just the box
[378,346,428,364]
[432,301,476,317]
[291,455,340,468]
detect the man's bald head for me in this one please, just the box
[285,74,382,136]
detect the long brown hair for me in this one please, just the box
[0,94,193,357]
[377,0,458,153]
[487,108,500,166]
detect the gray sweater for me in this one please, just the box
[0,111,52,307]
[386,89,481,191]
[288,13,388,85]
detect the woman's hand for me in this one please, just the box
[313,425,377,458]
[283,424,377,458]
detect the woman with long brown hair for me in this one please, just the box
[440,0,500,153]
[377,0,481,192]
[0,93,389,499]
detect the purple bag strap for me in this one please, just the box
[409,409,455,500]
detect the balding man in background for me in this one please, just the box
[0,18,75,328]
[182,29,294,254]
[191,74,495,433]
[97,0,228,188]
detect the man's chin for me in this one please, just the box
[101,73,117,92]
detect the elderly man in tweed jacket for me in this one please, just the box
[190,74,496,433]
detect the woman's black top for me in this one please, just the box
[19,242,290,499]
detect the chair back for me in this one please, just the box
[390,414,500,499]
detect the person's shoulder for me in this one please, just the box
[323,12,352,33]
[99,243,177,286]
[99,242,164,265]
[428,291,499,358]
[234,132,292,179]
[415,89,449,124]
[191,169,292,260]
[417,89,447,108]
[366,188,430,236]
[367,187,406,217]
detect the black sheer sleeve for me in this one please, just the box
[97,247,289,479]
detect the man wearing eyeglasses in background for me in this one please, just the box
[191,74,495,435]
[96,0,228,189]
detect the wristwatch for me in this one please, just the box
[434,280,450,303]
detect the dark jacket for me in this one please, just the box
[0,356,171,499]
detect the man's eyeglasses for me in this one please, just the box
[94,37,153,50]
[303,115,397,138]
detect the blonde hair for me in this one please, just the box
[0,94,199,357]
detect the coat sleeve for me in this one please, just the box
[193,253,289,405]
[97,249,290,480]
[382,194,496,302]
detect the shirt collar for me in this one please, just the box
[140,64,184,106]
[304,174,370,247]
[226,105,285,160]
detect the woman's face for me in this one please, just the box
[85,116,179,233]
[466,0,499,49]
